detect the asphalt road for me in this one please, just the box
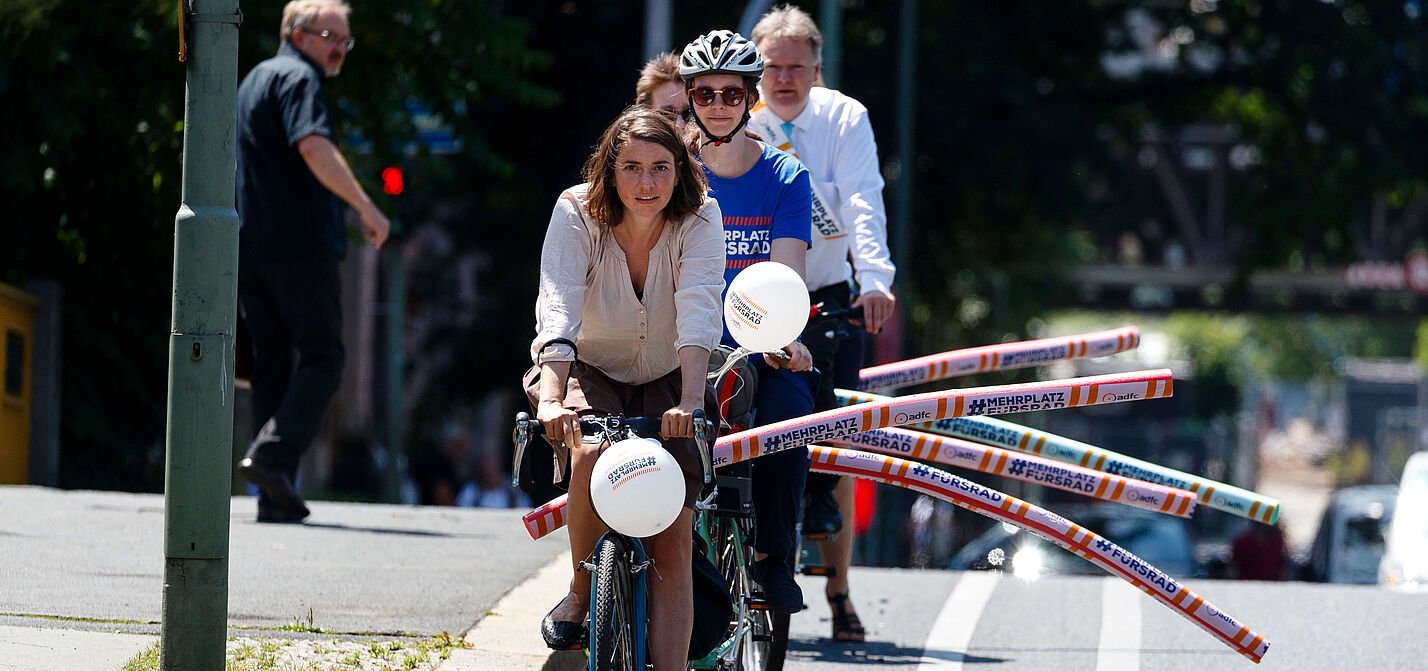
[782,566,1428,670]
[6,485,1427,670]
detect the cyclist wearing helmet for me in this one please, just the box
[680,29,817,613]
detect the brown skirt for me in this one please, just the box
[522,362,712,508]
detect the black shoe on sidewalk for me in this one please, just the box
[541,605,588,650]
[802,488,843,538]
[256,502,309,524]
[238,458,310,519]
[751,558,803,613]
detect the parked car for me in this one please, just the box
[1306,484,1396,584]
[1380,452,1428,591]
[947,502,1202,579]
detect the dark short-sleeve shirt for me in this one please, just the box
[236,43,347,264]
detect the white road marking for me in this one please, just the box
[916,571,1000,670]
[1095,578,1143,671]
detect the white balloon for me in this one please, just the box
[589,437,685,537]
[723,261,810,352]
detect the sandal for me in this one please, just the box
[827,592,865,643]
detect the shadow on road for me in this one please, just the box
[787,638,1007,665]
[251,520,498,539]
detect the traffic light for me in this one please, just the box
[380,166,404,196]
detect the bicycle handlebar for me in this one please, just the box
[518,415,667,438]
[810,303,865,322]
[511,409,713,488]
[807,302,865,341]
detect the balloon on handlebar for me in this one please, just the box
[589,437,685,537]
[723,261,810,353]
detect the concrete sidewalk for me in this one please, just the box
[0,486,576,670]
[449,553,585,671]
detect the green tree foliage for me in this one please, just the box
[0,1,551,490]
[1115,0,1428,267]
[1,0,184,488]
[9,0,1427,490]
[832,1,1119,358]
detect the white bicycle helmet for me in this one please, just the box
[679,29,764,82]
[679,30,763,146]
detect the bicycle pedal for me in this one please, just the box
[800,565,835,577]
[746,597,772,611]
[803,532,838,541]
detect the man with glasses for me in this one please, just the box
[235,0,389,523]
[747,4,898,643]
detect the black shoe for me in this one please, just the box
[802,488,843,538]
[541,605,588,650]
[751,558,803,613]
[238,458,310,519]
[256,503,308,524]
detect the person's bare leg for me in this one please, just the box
[818,477,860,619]
[644,507,694,671]
[553,441,608,622]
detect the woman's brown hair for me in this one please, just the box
[582,106,708,228]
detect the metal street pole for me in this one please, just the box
[163,1,241,668]
[382,248,406,503]
[819,0,842,89]
[893,0,915,279]
[644,0,672,60]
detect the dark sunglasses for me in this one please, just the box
[689,86,747,107]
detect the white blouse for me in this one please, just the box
[531,184,726,385]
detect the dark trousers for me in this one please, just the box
[749,359,818,565]
[238,257,344,486]
[802,282,866,496]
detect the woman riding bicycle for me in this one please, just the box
[679,29,818,614]
[526,105,724,671]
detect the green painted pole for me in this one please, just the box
[383,248,406,503]
[819,0,842,89]
[893,0,915,278]
[162,1,241,668]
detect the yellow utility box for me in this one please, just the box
[0,282,38,483]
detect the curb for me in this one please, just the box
[443,553,584,671]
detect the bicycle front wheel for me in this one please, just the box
[591,535,642,671]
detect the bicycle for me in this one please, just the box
[513,411,713,671]
[689,459,776,671]
[510,345,801,671]
[689,344,799,671]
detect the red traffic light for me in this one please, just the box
[381,166,404,196]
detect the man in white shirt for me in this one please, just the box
[750,4,896,645]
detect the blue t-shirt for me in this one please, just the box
[704,143,812,347]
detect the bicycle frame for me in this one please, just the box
[511,410,713,671]
[690,469,772,671]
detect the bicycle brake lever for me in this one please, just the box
[511,412,532,488]
[693,409,712,484]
